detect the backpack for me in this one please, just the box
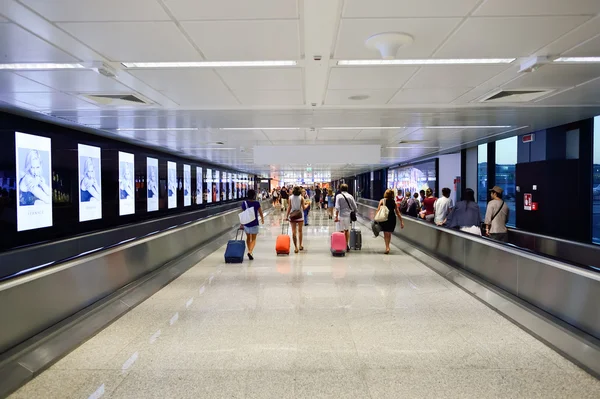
[400,198,409,213]
[407,199,418,217]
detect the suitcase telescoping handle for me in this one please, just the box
[236,227,245,241]
[282,221,289,235]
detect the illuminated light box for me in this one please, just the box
[78,144,102,222]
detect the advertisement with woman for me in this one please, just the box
[15,132,53,232]
[206,168,212,203]
[118,151,135,216]
[167,161,177,209]
[183,164,191,207]
[147,157,158,212]
[78,144,102,222]
[228,172,233,200]
[196,166,203,205]
[220,171,226,201]
[213,170,219,203]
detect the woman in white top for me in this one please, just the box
[286,186,309,253]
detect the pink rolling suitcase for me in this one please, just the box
[331,232,347,257]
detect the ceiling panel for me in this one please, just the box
[129,69,239,106]
[0,16,7,22]
[20,0,170,22]
[405,65,510,89]
[0,92,98,110]
[0,23,79,63]
[316,129,360,140]
[164,0,298,20]
[325,89,397,105]
[389,88,470,104]
[474,0,600,16]
[264,129,309,141]
[538,78,600,105]
[343,0,480,18]
[328,66,418,90]
[335,18,461,59]
[504,64,600,90]
[217,68,302,90]
[436,16,590,58]
[564,35,600,57]
[533,16,600,58]
[0,72,55,93]
[58,22,202,61]
[234,90,303,106]
[182,20,300,60]
[16,70,131,92]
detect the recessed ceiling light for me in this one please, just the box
[337,58,515,66]
[0,63,85,70]
[122,61,297,68]
[554,57,600,63]
[321,127,405,130]
[348,94,370,101]
[116,127,198,131]
[219,127,301,131]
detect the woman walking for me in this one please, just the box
[302,188,311,226]
[327,189,335,219]
[241,189,264,260]
[287,186,308,253]
[376,189,404,254]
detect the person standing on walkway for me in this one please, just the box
[422,188,437,222]
[376,189,404,254]
[434,187,453,226]
[302,188,311,226]
[241,189,264,260]
[287,186,308,253]
[446,188,482,235]
[484,186,509,242]
[334,183,358,252]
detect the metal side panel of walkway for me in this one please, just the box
[9,208,600,399]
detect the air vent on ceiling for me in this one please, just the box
[81,93,152,106]
[480,89,553,103]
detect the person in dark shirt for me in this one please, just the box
[314,185,322,210]
[280,186,289,211]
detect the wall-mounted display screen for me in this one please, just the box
[147,157,158,212]
[234,174,239,199]
[196,166,203,205]
[206,168,213,203]
[228,172,233,200]
[118,151,135,216]
[220,170,226,201]
[167,161,177,209]
[213,170,220,203]
[78,144,102,222]
[183,164,191,207]
[15,132,53,231]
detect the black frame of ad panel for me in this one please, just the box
[0,111,254,253]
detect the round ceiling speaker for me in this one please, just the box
[365,32,414,59]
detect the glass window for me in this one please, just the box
[593,116,600,244]
[495,137,517,226]
[477,144,488,217]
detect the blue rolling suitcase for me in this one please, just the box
[225,228,245,263]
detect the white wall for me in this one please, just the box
[438,153,461,204]
[466,147,478,201]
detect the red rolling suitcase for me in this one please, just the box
[276,222,291,255]
[331,232,346,257]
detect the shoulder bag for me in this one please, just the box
[341,193,357,222]
[239,201,256,225]
[289,196,303,220]
[374,200,389,222]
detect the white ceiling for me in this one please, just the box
[0,0,600,179]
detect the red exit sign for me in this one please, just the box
[522,133,535,143]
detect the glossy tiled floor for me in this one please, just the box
[10,209,600,398]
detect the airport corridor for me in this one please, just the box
[10,208,600,399]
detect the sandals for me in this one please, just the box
[299,246,304,251]
[294,248,299,254]
[384,249,390,255]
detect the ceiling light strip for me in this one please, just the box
[337,58,515,66]
[421,125,511,129]
[218,127,301,131]
[0,63,85,70]
[116,128,198,131]
[321,127,405,130]
[554,57,600,63]
[122,61,297,68]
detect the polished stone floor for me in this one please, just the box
[10,208,600,398]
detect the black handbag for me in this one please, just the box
[341,193,357,222]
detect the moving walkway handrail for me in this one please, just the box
[358,198,600,276]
